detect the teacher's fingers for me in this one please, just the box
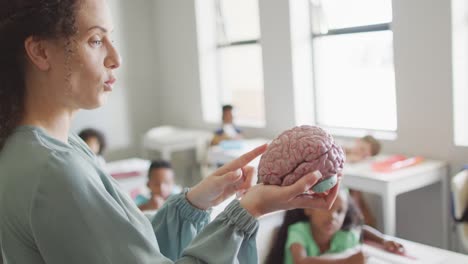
[214,144,267,176]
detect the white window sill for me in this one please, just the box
[321,126,397,141]
[204,119,266,129]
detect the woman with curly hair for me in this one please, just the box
[0,1,341,263]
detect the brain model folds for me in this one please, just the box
[258,125,345,193]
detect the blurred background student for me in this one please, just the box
[344,135,381,163]
[211,104,243,146]
[135,160,181,211]
[78,128,107,168]
[343,135,381,228]
[266,189,404,264]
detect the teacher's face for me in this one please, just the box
[46,0,121,110]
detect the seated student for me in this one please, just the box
[344,135,381,163]
[78,128,107,167]
[135,160,181,211]
[344,135,381,228]
[266,189,404,264]
[211,104,243,146]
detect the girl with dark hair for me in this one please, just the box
[266,190,404,264]
[78,128,107,156]
[78,128,107,167]
[0,1,342,263]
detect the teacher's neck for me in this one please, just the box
[21,89,77,144]
[21,112,75,143]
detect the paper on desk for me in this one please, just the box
[367,257,393,264]
[319,248,394,264]
[362,243,445,264]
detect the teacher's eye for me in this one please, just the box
[89,39,103,47]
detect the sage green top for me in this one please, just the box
[284,222,360,264]
[0,126,258,264]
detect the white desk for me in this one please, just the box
[343,157,449,248]
[323,238,468,264]
[142,126,212,162]
[206,138,270,167]
[362,238,468,264]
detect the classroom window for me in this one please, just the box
[215,0,265,126]
[310,0,397,132]
[452,0,468,146]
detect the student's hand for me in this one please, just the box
[382,239,405,254]
[151,195,165,209]
[186,144,267,210]
[346,250,367,264]
[239,171,343,218]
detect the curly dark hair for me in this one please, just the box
[78,128,107,155]
[0,0,81,149]
[265,192,363,264]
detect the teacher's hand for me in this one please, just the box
[240,171,343,218]
[186,144,267,210]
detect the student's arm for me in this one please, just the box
[289,243,365,264]
[362,225,385,244]
[30,152,258,264]
[362,225,405,253]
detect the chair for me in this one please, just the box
[257,211,286,264]
[451,169,468,252]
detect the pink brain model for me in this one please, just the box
[258,125,345,186]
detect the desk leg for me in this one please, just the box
[441,170,449,249]
[382,192,396,236]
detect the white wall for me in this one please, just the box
[153,0,205,128]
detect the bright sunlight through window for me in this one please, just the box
[311,0,397,132]
[216,0,265,126]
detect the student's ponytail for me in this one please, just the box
[342,191,365,230]
[265,209,309,264]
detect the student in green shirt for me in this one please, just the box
[266,190,405,264]
[0,1,343,263]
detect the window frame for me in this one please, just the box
[213,0,265,127]
[310,2,395,135]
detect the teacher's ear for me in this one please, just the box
[24,36,53,71]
